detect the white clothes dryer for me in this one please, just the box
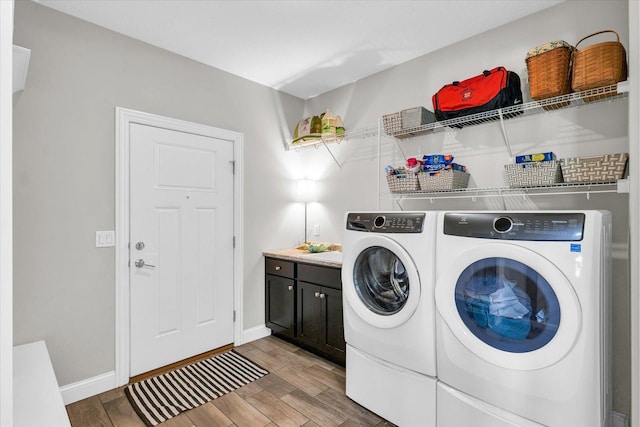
[342,211,438,427]
[434,211,612,427]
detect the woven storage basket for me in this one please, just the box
[418,170,470,192]
[526,41,574,102]
[401,107,436,129]
[572,30,627,100]
[560,153,628,183]
[386,170,419,193]
[504,161,563,187]
[382,112,402,136]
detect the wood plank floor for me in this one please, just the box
[65,336,395,427]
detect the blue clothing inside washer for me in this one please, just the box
[464,276,532,340]
[454,257,561,353]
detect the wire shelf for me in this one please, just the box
[286,123,379,150]
[285,82,628,149]
[387,81,629,138]
[382,180,628,201]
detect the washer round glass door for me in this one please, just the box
[435,243,581,370]
[343,235,420,328]
[455,257,560,353]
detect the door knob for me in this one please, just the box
[134,259,156,269]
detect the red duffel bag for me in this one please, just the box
[432,67,523,125]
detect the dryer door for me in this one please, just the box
[343,235,420,328]
[435,243,581,370]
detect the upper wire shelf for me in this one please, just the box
[284,81,628,169]
[285,123,379,150]
[386,81,630,138]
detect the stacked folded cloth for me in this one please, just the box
[385,154,470,193]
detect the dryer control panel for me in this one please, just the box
[444,212,585,241]
[346,212,425,233]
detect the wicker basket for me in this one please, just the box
[386,170,420,193]
[504,161,563,188]
[382,112,402,136]
[572,30,627,100]
[526,41,574,102]
[560,153,628,183]
[418,170,470,192]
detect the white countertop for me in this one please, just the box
[263,248,342,268]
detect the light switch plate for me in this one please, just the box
[96,230,115,248]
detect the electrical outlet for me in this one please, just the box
[313,224,320,236]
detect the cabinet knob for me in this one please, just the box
[275,266,281,271]
[319,293,326,299]
[288,285,293,291]
[314,292,321,298]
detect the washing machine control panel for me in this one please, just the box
[444,212,585,241]
[346,212,425,233]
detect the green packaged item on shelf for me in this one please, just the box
[321,108,336,135]
[292,115,322,144]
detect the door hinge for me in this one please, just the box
[233,236,236,248]
[233,310,236,322]
[229,160,236,174]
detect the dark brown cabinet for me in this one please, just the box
[265,258,296,339]
[297,263,345,364]
[265,257,345,365]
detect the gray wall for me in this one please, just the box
[302,0,631,417]
[13,0,303,385]
[13,0,631,418]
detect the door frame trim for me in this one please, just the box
[114,107,244,386]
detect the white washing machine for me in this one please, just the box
[342,211,438,427]
[434,211,612,427]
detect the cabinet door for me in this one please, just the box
[297,281,324,349]
[265,274,295,339]
[298,281,346,365]
[323,286,345,362]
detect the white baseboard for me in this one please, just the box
[59,371,116,405]
[241,324,271,345]
[59,326,270,404]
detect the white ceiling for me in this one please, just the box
[33,0,563,100]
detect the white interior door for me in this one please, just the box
[129,123,234,377]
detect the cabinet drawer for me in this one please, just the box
[265,258,295,278]
[298,263,341,290]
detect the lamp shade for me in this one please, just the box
[296,179,316,203]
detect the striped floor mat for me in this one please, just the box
[125,350,269,426]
